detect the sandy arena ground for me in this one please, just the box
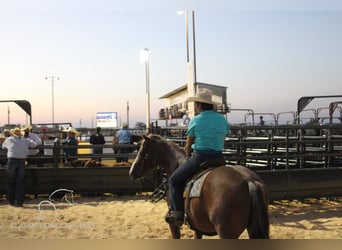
[0,194,341,239]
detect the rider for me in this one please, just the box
[165,88,229,226]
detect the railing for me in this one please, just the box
[0,142,155,196]
[156,124,342,199]
[4,123,338,172]
[1,124,341,199]
[0,142,139,169]
[158,123,342,171]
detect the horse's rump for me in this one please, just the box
[186,165,268,238]
[186,167,247,233]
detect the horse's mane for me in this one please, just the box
[146,134,186,174]
[147,134,186,156]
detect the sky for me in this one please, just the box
[1,0,342,127]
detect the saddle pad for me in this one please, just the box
[184,171,212,198]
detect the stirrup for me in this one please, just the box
[165,211,184,226]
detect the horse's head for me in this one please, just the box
[129,134,159,180]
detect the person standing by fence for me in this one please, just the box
[0,133,7,166]
[1,127,37,207]
[21,124,42,155]
[90,127,105,163]
[2,129,11,138]
[21,124,42,166]
[62,127,79,163]
[113,123,131,163]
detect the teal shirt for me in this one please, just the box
[186,111,229,151]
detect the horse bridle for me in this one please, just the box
[136,149,169,202]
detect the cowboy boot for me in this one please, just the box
[165,210,184,226]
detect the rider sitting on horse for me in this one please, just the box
[165,88,229,226]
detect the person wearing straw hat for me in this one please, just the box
[62,127,79,162]
[2,128,11,138]
[1,127,38,207]
[21,124,42,157]
[165,88,230,226]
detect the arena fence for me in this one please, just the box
[156,123,342,200]
[0,124,341,200]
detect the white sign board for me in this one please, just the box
[96,112,118,128]
[44,140,55,156]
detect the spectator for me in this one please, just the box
[2,127,37,207]
[21,124,43,166]
[2,129,11,138]
[259,116,265,125]
[0,133,8,166]
[90,127,105,163]
[181,109,190,126]
[113,123,131,162]
[62,127,79,162]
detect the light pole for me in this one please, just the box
[192,10,197,84]
[139,48,151,133]
[45,75,60,125]
[7,106,10,124]
[177,10,197,84]
[178,10,197,118]
[177,10,189,63]
[127,101,130,127]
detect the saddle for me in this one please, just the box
[149,158,226,202]
[197,158,226,172]
[183,158,226,199]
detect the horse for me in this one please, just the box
[129,134,269,239]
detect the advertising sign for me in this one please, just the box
[96,112,118,128]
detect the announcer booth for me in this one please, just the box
[158,82,230,121]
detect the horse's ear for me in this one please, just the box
[142,135,150,141]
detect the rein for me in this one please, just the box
[149,172,168,202]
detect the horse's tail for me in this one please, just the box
[247,181,270,239]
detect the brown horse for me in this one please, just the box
[129,134,269,239]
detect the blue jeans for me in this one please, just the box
[168,150,224,211]
[6,158,26,205]
[117,144,130,162]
